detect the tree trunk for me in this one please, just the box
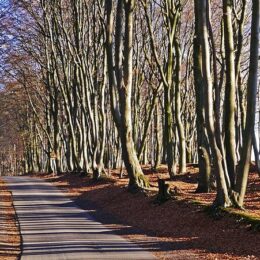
[223,0,237,188]
[235,0,260,207]
[154,102,162,170]
[194,0,211,193]
[196,147,211,193]
[198,0,231,207]
[174,39,186,174]
[105,0,149,191]
[252,132,260,174]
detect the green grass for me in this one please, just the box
[223,208,260,231]
[184,198,260,231]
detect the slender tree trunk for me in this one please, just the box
[223,0,237,188]
[235,0,260,207]
[252,132,260,174]
[193,0,211,193]
[154,102,162,170]
[174,39,186,174]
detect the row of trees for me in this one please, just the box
[0,0,259,207]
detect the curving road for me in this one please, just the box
[3,176,155,260]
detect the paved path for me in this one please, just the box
[3,176,155,260]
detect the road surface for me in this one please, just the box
[3,176,155,260]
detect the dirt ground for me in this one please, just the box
[0,179,21,260]
[34,164,260,260]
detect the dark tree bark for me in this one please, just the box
[193,0,211,193]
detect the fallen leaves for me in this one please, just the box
[0,179,21,260]
[31,166,260,259]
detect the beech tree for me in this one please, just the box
[105,0,149,190]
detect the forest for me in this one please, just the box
[0,0,259,211]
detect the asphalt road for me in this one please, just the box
[3,176,155,260]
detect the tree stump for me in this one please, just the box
[156,179,171,203]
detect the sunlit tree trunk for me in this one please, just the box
[235,0,260,207]
[223,0,237,188]
[174,39,186,174]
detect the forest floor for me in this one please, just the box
[33,164,260,260]
[0,179,21,260]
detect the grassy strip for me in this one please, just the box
[187,198,260,231]
[223,208,260,231]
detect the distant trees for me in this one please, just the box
[142,0,187,177]
[0,0,259,207]
[0,83,26,175]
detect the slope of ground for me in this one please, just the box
[0,179,21,260]
[35,165,260,260]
